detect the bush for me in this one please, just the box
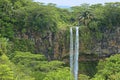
[0,54,35,80]
[92,54,120,80]
[0,54,14,80]
[79,74,90,80]
[43,68,72,80]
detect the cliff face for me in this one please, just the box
[34,30,70,60]
[14,29,70,60]
[14,26,120,60]
[93,27,120,56]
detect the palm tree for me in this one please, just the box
[78,10,94,26]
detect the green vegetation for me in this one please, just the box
[10,51,70,80]
[0,0,120,79]
[92,54,120,80]
[43,68,72,80]
[0,54,14,80]
[0,37,71,80]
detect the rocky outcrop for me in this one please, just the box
[14,28,70,60]
[90,27,120,56]
[14,26,120,60]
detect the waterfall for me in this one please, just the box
[70,27,74,74]
[70,27,79,80]
[74,27,79,80]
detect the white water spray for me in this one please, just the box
[70,27,74,74]
[70,27,79,80]
[74,27,79,80]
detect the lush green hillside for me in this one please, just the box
[0,0,120,80]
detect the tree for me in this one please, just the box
[0,35,8,55]
[104,2,120,26]
[0,54,14,80]
[43,68,72,80]
[78,10,94,26]
[11,51,66,80]
[92,54,120,80]
[79,74,90,80]
[0,0,14,39]
[0,54,35,80]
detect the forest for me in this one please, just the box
[0,0,120,80]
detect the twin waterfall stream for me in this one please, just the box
[70,27,79,80]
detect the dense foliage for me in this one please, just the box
[92,54,120,80]
[0,0,120,80]
[0,0,120,55]
[0,36,71,80]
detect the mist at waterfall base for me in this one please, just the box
[70,27,79,80]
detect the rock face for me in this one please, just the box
[14,26,120,60]
[36,26,120,59]
[33,30,69,60]
[91,27,120,56]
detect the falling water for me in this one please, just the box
[74,27,79,80]
[70,27,79,80]
[70,27,74,74]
